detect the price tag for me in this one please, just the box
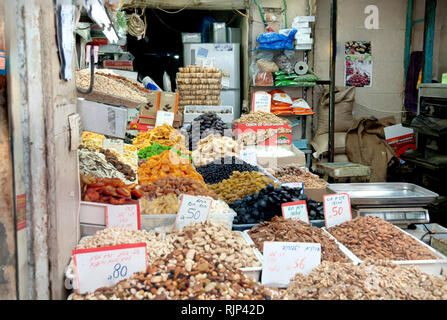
[261,242,321,288]
[252,92,271,112]
[155,110,174,127]
[73,243,147,294]
[239,149,257,166]
[281,182,304,194]
[102,138,124,154]
[174,194,212,230]
[281,200,309,224]
[323,193,352,229]
[201,58,215,68]
[105,204,140,230]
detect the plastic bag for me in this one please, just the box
[257,60,279,73]
[256,30,297,50]
[274,53,294,75]
[255,72,274,86]
[163,71,172,92]
[272,92,293,105]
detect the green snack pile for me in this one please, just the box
[138,142,172,160]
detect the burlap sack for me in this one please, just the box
[316,87,355,135]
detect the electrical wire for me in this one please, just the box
[253,0,267,28]
[155,0,196,14]
[127,8,146,40]
[151,9,182,33]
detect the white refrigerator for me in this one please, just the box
[183,43,241,118]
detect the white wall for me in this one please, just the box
[314,0,408,123]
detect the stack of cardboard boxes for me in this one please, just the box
[292,16,315,50]
[137,91,182,129]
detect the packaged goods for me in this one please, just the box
[248,217,349,262]
[266,165,328,188]
[80,174,142,205]
[186,112,229,151]
[196,156,260,184]
[233,111,289,125]
[208,171,277,204]
[140,175,217,200]
[254,72,274,86]
[72,246,277,300]
[191,135,240,166]
[138,150,204,186]
[231,184,325,224]
[328,216,439,261]
[100,149,136,182]
[257,60,279,73]
[78,148,133,184]
[286,260,447,300]
[158,92,178,113]
[75,227,173,265]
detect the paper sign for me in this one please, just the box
[201,58,214,68]
[324,193,352,229]
[252,92,271,112]
[73,243,147,294]
[281,182,304,194]
[105,204,140,230]
[261,242,321,287]
[442,73,447,85]
[174,194,212,230]
[240,149,257,166]
[281,200,309,224]
[102,138,124,154]
[221,70,231,89]
[155,110,174,127]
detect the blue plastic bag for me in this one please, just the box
[256,29,297,50]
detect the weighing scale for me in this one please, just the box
[327,183,438,228]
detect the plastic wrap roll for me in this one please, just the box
[294,61,309,75]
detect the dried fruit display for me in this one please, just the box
[286,260,447,300]
[196,156,260,184]
[80,174,143,205]
[133,124,188,154]
[248,217,349,262]
[72,248,278,300]
[138,150,204,186]
[140,175,217,200]
[186,112,229,151]
[233,111,290,125]
[328,216,439,261]
[266,165,328,188]
[100,149,136,182]
[78,148,133,184]
[79,131,105,150]
[208,171,277,204]
[192,136,241,166]
[75,227,174,265]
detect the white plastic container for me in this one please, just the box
[238,231,263,281]
[325,225,447,275]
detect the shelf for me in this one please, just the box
[251,48,311,52]
[250,85,316,88]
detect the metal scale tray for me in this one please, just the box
[327,183,439,207]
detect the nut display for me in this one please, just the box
[208,171,277,204]
[285,260,447,300]
[233,111,290,125]
[191,135,240,166]
[72,248,276,300]
[78,148,133,184]
[80,174,142,205]
[75,227,174,265]
[76,69,149,103]
[248,217,349,262]
[100,149,136,182]
[166,222,261,269]
[186,113,229,151]
[185,108,232,114]
[328,216,439,261]
[196,156,260,184]
[133,124,188,154]
[267,165,328,188]
[231,184,303,224]
[140,175,217,200]
[138,150,204,186]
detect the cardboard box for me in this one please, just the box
[139,91,161,118]
[137,112,183,129]
[251,144,306,168]
[384,123,416,159]
[233,123,292,146]
[182,33,202,43]
[158,92,179,114]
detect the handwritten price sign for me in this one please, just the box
[174,194,212,230]
[323,193,352,228]
[155,110,174,127]
[240,149,257,166]
[73,243,147,294]
[281,200,309,224]
[261,242,321,288]
[106,204,141,230]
